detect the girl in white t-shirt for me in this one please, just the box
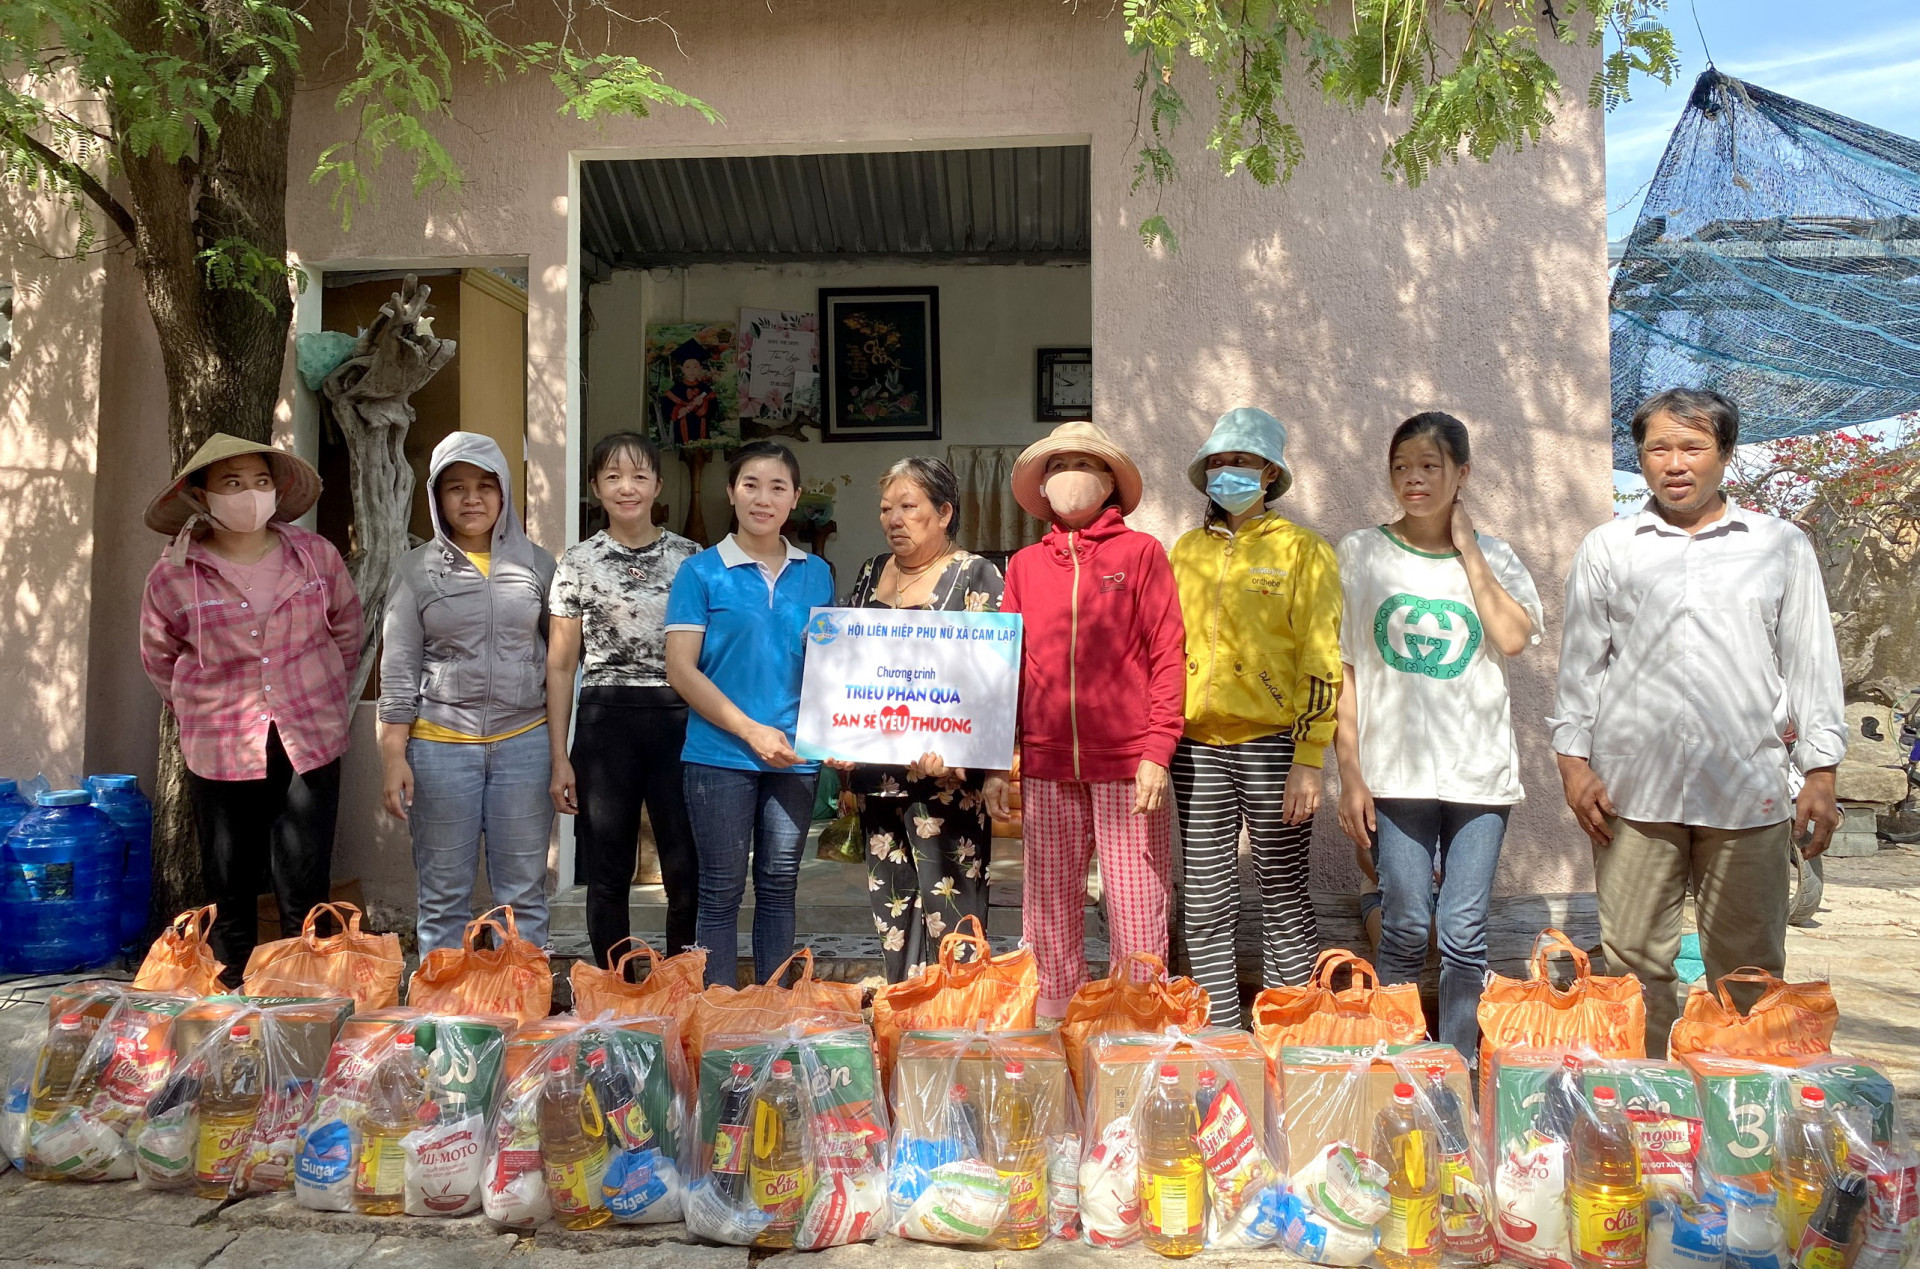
[1332,411,1543,1064]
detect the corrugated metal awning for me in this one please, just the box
[580,145,1091,275]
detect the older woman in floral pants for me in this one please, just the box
[838,457,1004,981]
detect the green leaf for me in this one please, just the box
[1119,0,1677,242]
[1138,214,1178,252]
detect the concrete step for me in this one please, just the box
[549,829,1108,989]
[549,832,1102,943]
[548,928,1113,994]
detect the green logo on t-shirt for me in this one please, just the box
[1373,593,1481,679]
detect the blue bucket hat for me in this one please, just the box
[1187,407,1293,501]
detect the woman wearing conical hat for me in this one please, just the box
[985,421,1187,1020]
[139,434,362,983]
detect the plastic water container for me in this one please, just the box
[0,789,124,973]
[87,775,154,949]
[0,780,26,841]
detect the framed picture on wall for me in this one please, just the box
[644,321,739,447]
[1035,346,1092,422]
[819,287,941,442]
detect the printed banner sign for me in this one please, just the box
[795,608,1022,769]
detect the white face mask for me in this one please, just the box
[207,488,278,533]
[1043,470,1114,520]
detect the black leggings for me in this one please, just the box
[187,726,341,987]
[572,686,699,965]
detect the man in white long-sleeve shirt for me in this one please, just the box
[1549,388,1847,1056]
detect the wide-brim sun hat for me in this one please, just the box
[1011,420,1145,522]
[1188,406,1293,502]
[144,432,322,536]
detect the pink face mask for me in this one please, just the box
[1043,470,1114,520]
[207,488,279,533]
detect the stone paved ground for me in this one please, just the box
[2,844,1915,1266]
[1782,842,1920,1136]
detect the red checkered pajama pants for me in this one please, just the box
[1019,774,1172,1015]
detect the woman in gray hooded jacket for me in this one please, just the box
[378,431,558,953]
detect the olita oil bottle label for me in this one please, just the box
[1000,1167,1044,1234]
[751,1164,806,1224]
[194,1117,252,1187]
[1143,1171,1204,1238]
[711,1121,748,1179]
[1382,1192,1441,1256]
[545,1146,609,1217]
[1570,1187,1646,1265]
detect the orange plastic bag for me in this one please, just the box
[684,948,864,1067]
[407,905,552,1026]
[1476,927,1645,1089]
[1059,951,1209,1095]
[569,938,706,1038]
[1667,966,1838,1060]
[241,901,403,1010]
[132,905,228,996]
[1250,948,1427,1062]
[871,915,1039,1081]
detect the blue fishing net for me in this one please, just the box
[1609,69,1920,469]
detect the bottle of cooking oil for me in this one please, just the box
[987,1059,1047,1249]
[353,1031,429,1215]
[1375,1081,1442,1269]
[1569,1085,1648,1269]
[538,1052,611,1231]
[194,1022,264,1199]
[749,1058,806,1248]
[1777,1085,1847,1252]
[1140,1063,1205,1259]
[24,1012,92,1181]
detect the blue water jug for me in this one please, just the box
[87,774,154,949]
[0,780,26,841]
[0,789,124,973]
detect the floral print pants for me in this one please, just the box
[858,770,992,983]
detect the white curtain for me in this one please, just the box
[948,444,1045,555]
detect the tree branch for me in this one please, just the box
[13,129,136,240]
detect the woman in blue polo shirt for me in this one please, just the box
[664,441,835,987]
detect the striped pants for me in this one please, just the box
[1171,733,1317,1029]
[1020,775,1172,1016]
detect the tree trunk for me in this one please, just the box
[321,276,457,700]
[109,0,299,929]
[150,707,201,931]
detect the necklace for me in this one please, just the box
[894,548,953,580]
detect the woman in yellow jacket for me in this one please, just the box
[1169,408,1342,1028]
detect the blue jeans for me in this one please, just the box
[1372,798,1510,1066]
[407,725,554,954]
[683,762,817,987]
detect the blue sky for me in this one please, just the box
[1605,1,1920,501]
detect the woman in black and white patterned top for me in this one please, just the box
[834,457,1004,983]
[547,432,700,966]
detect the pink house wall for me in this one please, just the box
[63,0,1610,910]
[0,153,109,786]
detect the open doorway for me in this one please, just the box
[563,142,1091,922]
[577,143,1092,579]
[313,266,530,553]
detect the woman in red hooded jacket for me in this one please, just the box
[985,421,1187,1018]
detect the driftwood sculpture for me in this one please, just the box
[321,274,456,699]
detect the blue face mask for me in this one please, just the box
[1205,466,1267,514]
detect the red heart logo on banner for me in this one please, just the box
[879,704,911,732]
